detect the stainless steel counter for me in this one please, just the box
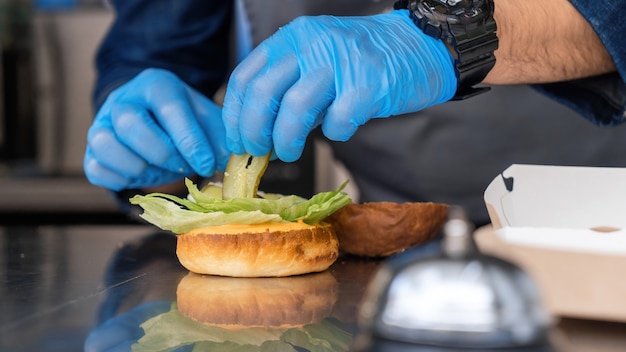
[0,225,380,352]
[1,225,626,352]
[1,225,155,351]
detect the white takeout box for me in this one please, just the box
[476,164,626,322]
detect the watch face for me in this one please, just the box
[418,0,489,24]
[424,0,472,12]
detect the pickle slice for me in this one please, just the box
[222,153,270,200]
[199,183,223,199]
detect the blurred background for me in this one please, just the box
[0,0,122,224]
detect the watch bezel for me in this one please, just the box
[416,0,490,27]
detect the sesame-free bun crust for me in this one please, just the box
[176,271,338,329]
[326,202,449,257]
[176,222,339,277]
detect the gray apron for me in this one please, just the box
[236,0,626,225]
[240,0,391,46]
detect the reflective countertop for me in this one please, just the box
[2,225,626,352]
[0,225,380,352]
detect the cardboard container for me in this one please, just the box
[476,164,626,323]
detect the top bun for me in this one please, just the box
[176,222,339,277]
[326,201,449,257]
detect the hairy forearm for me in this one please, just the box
[484,0,616,85]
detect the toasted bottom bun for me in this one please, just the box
[176,222,339,277]
[326,201,449,257]
[176,271,338,329]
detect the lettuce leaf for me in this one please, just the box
[131,303,352,352]
[129,179,352,234]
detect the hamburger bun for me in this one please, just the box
[176,271,338,329]
[176,221,339,277]
[326,201,449,257]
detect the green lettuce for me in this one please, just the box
[129,179,352,234]
[131,303,352,352]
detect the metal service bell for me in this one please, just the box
[356,207,551,350]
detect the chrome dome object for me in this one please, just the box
[357,207,551,349]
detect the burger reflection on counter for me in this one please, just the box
[84,232,366,352]
[132,272,351,351]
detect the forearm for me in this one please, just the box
[485,0,616,85]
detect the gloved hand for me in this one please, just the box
[84,68,229,191]
[222,9,457,162]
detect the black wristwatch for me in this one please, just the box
[394,0,499,100]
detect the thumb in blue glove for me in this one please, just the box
[84,68,229,191]
[222,9,457,162]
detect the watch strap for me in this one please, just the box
[395,0,498,100]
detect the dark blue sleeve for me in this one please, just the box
[533,0,626,126]
[93,0,233,110]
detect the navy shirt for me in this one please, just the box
[94,0,233,110]
[533,0,626,126]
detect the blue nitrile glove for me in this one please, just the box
[84,68,230,191]
[222,9,457,162]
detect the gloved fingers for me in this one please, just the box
[184,86,231,172]
[273,69,335,162]
[85,68,229,191]
[237,52,300,157]
[223,44,301,157]
[222,48,270,155]
[321,91,374,142]
[110,102,192,174]
[87,120,150,179]
[124,167,190,190]
[84,149,134,191]
[84,148,187,191]
[139,71,216,177]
